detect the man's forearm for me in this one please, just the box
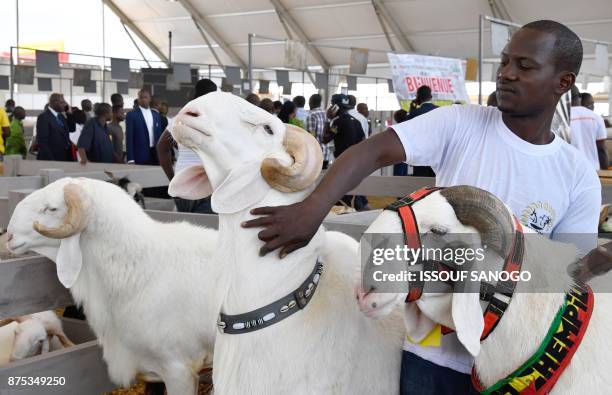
[307,129,405,214]
[157,130,174,180]
[597,141,609,170]
[78,148,88,164]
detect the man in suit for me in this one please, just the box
[36,93,75,161]
[408,85,438,119]
[126,89,162,165]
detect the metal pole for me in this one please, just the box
[9,47,14,100]
[324,68,330,106]
[168,31,172,65]
[208,64,211,79]
[121,23,151,68]
[248,33,253,94]
[375,78,378,112]
[15,0,19,57]
[102,0,106,101]
[12,0,18,100]
[478,14,484,105]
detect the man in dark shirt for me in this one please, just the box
[108,105,125,163]
[323,94,365,158]
[77,103,114,164]
[323,94,368,210]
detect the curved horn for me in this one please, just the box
[33,183,87,239]
[260,124,323,192]
[440,186,514,258]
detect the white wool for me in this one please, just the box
[7,179,220,395]
[170,92,406,394]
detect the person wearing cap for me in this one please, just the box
[323,94,368,210]
[323,93,366,159]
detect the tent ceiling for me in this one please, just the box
[111,0,612,78]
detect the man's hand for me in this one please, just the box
[241,199,327,258]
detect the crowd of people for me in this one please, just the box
[1,89,171,168]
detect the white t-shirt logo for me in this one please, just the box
[521,201,556,233]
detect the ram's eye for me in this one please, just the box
[431,226,447,236]
[44,206,57,213]
[263,125,273,135]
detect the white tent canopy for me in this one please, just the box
[108,0,612,79]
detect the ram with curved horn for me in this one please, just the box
[7,178,220,395]
[356,185,612,394]
[168,91,405,394]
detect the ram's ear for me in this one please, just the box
[168,165,213,200]
[56,233,83,288]
[452,292,484,357]
[211,161,269,214]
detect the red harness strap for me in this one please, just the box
[387,187,525,340]
[387,187,441,303]
[480,217,524,340]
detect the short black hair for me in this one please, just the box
[273,100,283,110]
[278,101,296,123]
[73,109,87,125]
[13,106,25,119]
[347,95,357,107]
[195,78,217,98]
[81,99,92,111]
[522,20,583,75]
[393,109,408,123]
[110,93,123,106]
[259,98,275,113]
[309,94,322,109]
[416,85,432,102]
[95,103,112,117]
[5,99,15,107]
[293,95,305,108]
[245,93,261,106]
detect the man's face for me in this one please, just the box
[14,108,25,121]
[357,104,369,118]
[113,96,124,108]
[101,110,113,123]
[50,95,66,112]
[138,92,151,108]
[116,108,126,122]
[82,100,92,112]
[496,28,570,117]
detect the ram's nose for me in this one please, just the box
[6,232,13,242]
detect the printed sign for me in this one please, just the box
[388,53,469,107]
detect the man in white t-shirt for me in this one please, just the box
[244,20,600,394]
[570,85,609,171]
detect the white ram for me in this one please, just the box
[356,185,612,394]
[6,179,219,394]
[168,91,405,394]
